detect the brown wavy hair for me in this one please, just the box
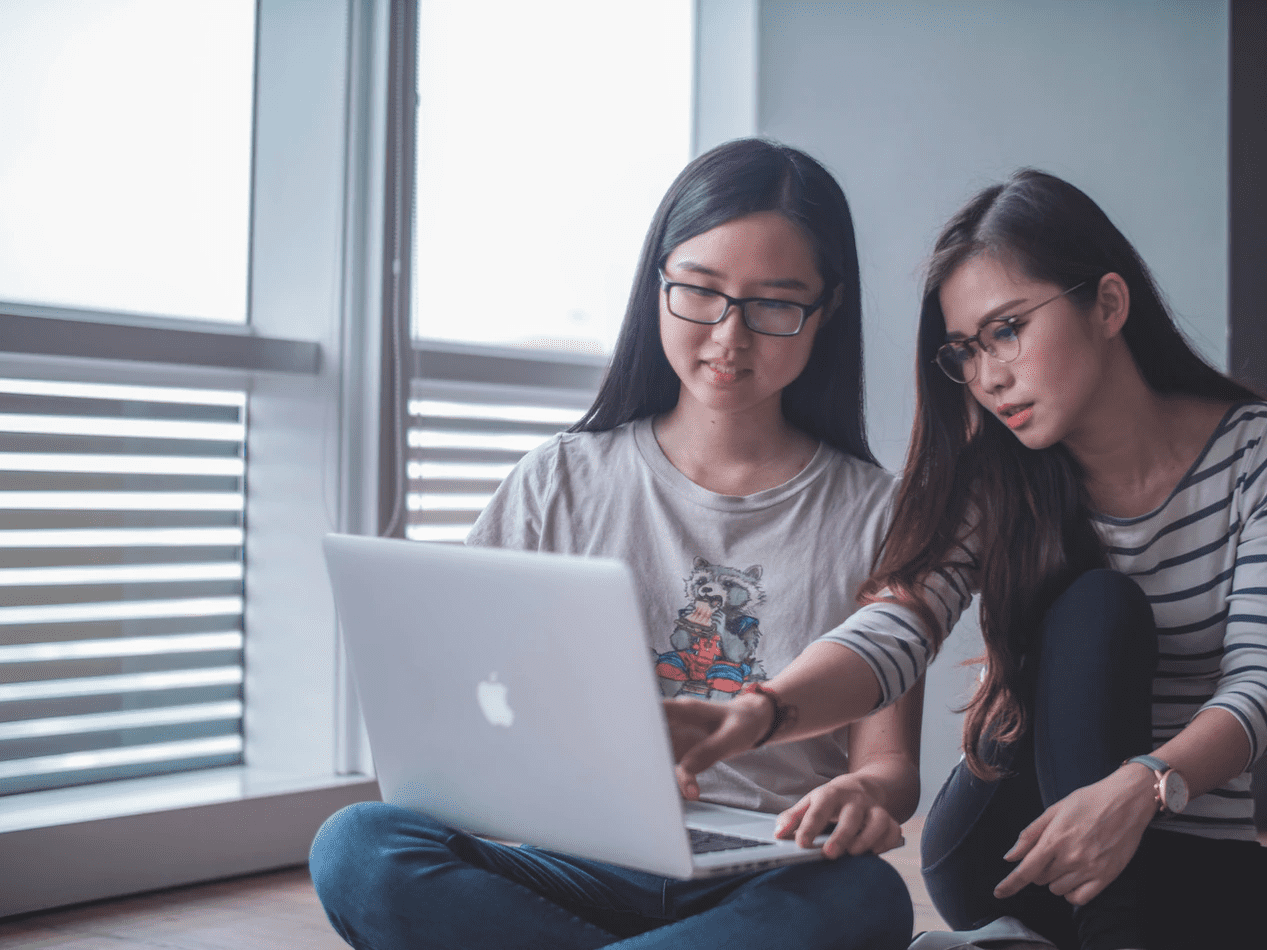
[861,169,1258,779]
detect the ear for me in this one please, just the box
[1095,273,1130,339]
[819,284,843,326]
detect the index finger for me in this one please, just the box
[994,844,1053,899]
[662,698,724,761]
[673,707,763,790]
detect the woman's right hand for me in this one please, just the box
[775,776,905,858]
[664,694,772,799]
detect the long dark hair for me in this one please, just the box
[569,138,877,465]
[862,169,1258,779]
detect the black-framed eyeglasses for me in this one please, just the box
[658,271,827,337]
[933,282,1087,384]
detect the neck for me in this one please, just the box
[653,395,817,496]
[1063,344,1226,516]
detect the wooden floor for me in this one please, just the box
[0,818,944,949]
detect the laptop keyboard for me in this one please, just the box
[688,827,768,854]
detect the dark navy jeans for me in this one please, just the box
[309,801,913,949]
[921,570,1267,950]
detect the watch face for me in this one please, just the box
[1160,771,1189,814]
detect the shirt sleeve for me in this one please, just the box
[815,522,979,708]
[465,438,560,552]
[1201,432,1267,769]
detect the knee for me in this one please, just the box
[1044,569,1155,662]
[853,855,914,948]
[803,854,914,948]
[309,801,433,909]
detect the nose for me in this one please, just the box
[710,303,752,347]
[972,349,1012,394]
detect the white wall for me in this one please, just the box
[717,0,1230,811]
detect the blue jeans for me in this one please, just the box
[921,569,1267,950]
[309,801,913,950]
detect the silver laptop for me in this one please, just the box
[322,532,827,879]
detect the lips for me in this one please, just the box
[706,362,745,383]
[999,403,1033,430]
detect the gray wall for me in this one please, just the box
[701,0,1231,811]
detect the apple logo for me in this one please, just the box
[476,672,514,727]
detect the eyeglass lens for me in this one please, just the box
[666,285,804,336]
[936,323,1021,383]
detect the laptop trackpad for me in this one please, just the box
[685,800,784,839]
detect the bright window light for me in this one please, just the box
[0,455,245,476]
[0,701,244,742]
[407,431,554,453]
[0,597,244,627]
[409,461,517,481]
[413,0,693,355]
[0,378,247,407]
[0,667,244,704]
[405,524,473,543]
[0,492,245,512]
[408,494,495,512]
[0,0,255,322]
[409,400,584,426]
[0,564,243,587]
[0,736,245,781]
[0,414,246,442]
[0,527,245,548]
[0,632,243,662]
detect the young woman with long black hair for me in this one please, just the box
[670,169,1267,950]
[309,138,921,950]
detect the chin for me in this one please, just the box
[1010,427,1062,451]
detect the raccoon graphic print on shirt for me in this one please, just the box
[464,417,897,810]
[656,557,767,699]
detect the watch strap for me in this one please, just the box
[1124,754,1183,814]
[1126,753,1170,774]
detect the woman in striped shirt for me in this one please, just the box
[669,169,1267,950]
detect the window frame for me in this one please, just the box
[0,0,386,916]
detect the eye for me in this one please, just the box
[990,320,1021,344]
[945,341,975,363]
[681,285,720,300]
[751,299,800,314]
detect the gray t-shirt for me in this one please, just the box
[468,416,896,813]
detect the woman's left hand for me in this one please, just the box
[774,775,905,859]
[994,764,1157,905]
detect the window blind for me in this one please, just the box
[0,377,246,795]
[406,374,596,543]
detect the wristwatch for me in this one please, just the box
[1124,754,1189,815]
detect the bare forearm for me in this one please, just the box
[845,756,921,825]
[1144,707,1251,799]
[670,642,889,800]
[760,641,884,743]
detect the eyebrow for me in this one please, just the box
[944,297,1029,340]
[669,261,814,293]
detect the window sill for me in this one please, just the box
[0,766,379,918]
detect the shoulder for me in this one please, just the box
[1222,401,1267,503]
[1212,402,1267,479]
[1175,401,1267,528]
[545,423,640,471]
[817,447,899,508]
[1221,400,1267,444]
[506,423,643,495]
[467,424,639,550]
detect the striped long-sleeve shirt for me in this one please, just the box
[820,401,1267,840]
